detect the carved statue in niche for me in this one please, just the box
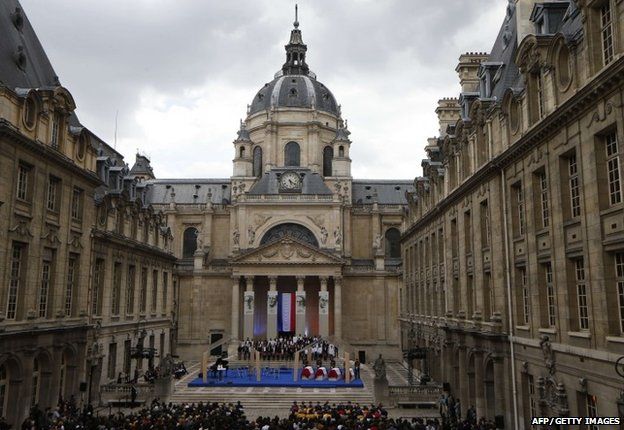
[232,229,240,246]
[373,233,382,251]
[320,226,328,245]
[539,335,555,375]
[334,227,342,246]
[248,225,256,245]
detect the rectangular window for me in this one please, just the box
[528,375,537,418]
[151,270,158,312]
[480,200,490,247]
[65,255,78,317]
[545,262,556,327]
[575,258,589,330]
[520,267,530,325]
[464,211,472,254]
[568,154,581,218]
[140,268,148,313]
[38,254,53,318]
[587,394,598,430]
[92,259,105,316]
[16,164,31,201]
[46,176,60,212]
[111,262,122,315]
[126,265,136,314]
[539,172,550,228]
[107,343,117,380]
[514,184,525,236]
[7,243,24,319]
[600,3,614,66]
[71,188,83,220]
[606,132,622,205]
[124,339,132,376]
[616,253,624,334]
[162,271,168,310]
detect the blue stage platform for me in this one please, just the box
[187,368,364,389]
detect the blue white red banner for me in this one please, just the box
[278,292,296,332]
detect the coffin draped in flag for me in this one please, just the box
[277,292,296,332]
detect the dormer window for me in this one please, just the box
[50,112,62,149]
[23,94,37,130]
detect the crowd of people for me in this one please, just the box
[437,394,498,430]
[8,399,470,430]
[238,335,338,362]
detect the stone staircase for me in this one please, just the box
[170,361,375,409]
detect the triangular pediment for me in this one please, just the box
[232,237,344,266]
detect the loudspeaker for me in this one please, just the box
[495,415,505,429]
[79,382,87,392]
[443,382,451,392]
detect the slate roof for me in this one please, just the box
[0,0,58,89]
[249,74,339,116]
[487,0,582,102]
[352,180,414,205]
[146,179,232,205]
[248,168,332,195]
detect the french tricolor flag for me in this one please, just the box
[277,292,296,333]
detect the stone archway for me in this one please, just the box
[0,356,22,426]
[484,358,495,420]
[32,350,54,409]
[467,352,476,411]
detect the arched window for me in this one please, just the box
[58,354,66,400]
[385,228,401,259]
[239,146,245,158]
[253,146,263,177]
[323,146,333,177]
[31,357,40,407]
[338,146,345,157]
[182,227,198,258]
[284,141,300,166]
[260,223,319,247]
[0,364,7,418]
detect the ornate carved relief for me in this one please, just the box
[9,219,33,239]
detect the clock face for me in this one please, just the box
[280,172,302,191]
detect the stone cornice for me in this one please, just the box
[402,55,624,240]
[91,229,176,262]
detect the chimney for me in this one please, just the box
[456,52,489,92]
[435,98,461,137]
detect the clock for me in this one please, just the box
[279,171,302,192]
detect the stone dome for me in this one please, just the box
[249,74,339,116]
[248,13,340,117]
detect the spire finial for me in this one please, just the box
[294,4,299,28]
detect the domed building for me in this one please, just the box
[143,16,414,361]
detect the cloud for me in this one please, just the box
[20,0,507,179]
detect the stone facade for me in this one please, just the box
[402,0,624,428]
[0,1,176,426]
[148,19,411,363]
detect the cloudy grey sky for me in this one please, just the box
[20,0,507,180]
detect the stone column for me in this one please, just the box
[295,276,306,335]
[334,277,343,339]
[231,278,240,341]
[267,276,278,339]
[474,351,486,419]
[319,277,329,337]
[243,276,254,340]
